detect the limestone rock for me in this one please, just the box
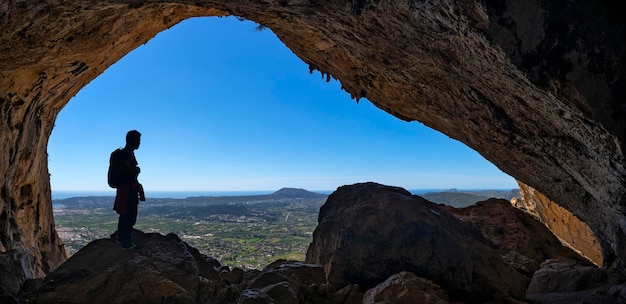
[31,231,221,303]
[0,248,41,302]
[221,267,245,285]
[525,259,626,304]
[305,182,528,302]
[17,184,624,303]
[527,259,608,294]
[331,284,364,304]
[1,0,625,295]
[445,199,593,275]
[236,261,325,304]
[514,182,603,266]
[22,231,332,304]
[362,271,449,304]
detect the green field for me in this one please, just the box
[53,188,517,269]
[53,190,326,269]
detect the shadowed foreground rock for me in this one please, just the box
[362,271,449,304]
[21,231,330,304]
[18,183,626,303]
[526,260,626,304]
[306,183,523,302]
[305,183,617,303]
[444,198,593,275]
[26,232,221,304]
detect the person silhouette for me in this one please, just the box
[111,130,145,251]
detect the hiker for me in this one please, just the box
[110,130,145,251]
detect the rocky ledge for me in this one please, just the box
[13,183,626,303]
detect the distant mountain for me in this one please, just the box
[52,188,518,209]
[421,189,520,208]
[53,188,328,208]
[171,188,328,205]
[271,188,328,199]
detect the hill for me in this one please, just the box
[179,188,327,204]
[271,187,328,199]
[53,187,328,207]
[421,189,519,208]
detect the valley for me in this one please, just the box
[53,187,517,269]
[53,188,326,269]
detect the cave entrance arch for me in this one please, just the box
[1,1,624,296]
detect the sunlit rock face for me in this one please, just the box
[515,182,603,266]
[0,0,624,297]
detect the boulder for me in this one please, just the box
[445,199,593,275]
[0,248,41,302]
[527,259,609,294]
[237,261,326,304]
[306,182,528,302]
[29,231,221,304]
[221,267,245,285]
[331,284,364,304]
[20,231,332,304]
[525,259,626,304]
[362,271,449,304]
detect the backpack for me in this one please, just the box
[108,149,122,188]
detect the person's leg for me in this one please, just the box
[126,201,138,246]
[125,188,140,248]
[118,213,132,247]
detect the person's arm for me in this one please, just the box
[137,183,145,201]
[119,160,140,176]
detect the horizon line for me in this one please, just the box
[52,187,520,193]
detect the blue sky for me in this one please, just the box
[48,16,516,192]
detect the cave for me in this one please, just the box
[1,0,624,297]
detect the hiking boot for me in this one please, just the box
[110,233,120,244]
[121,244,140,251]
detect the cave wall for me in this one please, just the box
[0,0,624,296]
[0,2,229,295]
[514,182,602,266]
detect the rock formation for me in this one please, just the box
[514,182,603,266]
[305,183,595,302]
[19,182,621,303]
[305,183,525,301]
[362,271,450,304]
[1,0,625,297]
[445,198,593,274]
[18,230,331,304]
[526,259,626,304]
[28,232,221,304]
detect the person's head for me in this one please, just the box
[125,130,141,150]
